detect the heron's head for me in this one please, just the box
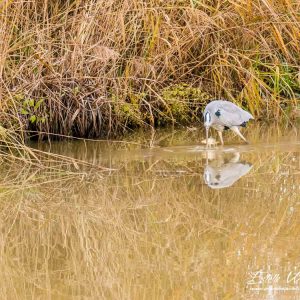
[204,112,212,128]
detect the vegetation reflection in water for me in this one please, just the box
[0,124,300,299]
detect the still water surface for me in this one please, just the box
[1,124,300,299]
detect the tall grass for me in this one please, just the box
[1,0,300,138]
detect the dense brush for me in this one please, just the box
[1,0,300,138]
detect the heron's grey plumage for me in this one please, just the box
[203,99,254,145]
[204,161,252,189]
[203,151,252,189]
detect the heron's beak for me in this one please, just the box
[205,126,209,148]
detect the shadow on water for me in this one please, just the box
[1,123,300,299]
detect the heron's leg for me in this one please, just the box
[205,127,209,149]
[231,126,248,143]
[217,131,224,145]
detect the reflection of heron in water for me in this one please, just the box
[204,151,252,189]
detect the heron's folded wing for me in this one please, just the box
[218,102,253,127]
[214,163,252,188]
[217,110,244,127]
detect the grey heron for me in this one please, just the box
[203,100,254,145]
[203,151,252,189]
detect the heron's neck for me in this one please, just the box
[204,112,211,125]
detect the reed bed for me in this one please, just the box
[0,0,299,139]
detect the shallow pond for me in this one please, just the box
[1,124,300,299]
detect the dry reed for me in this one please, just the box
[0,0,299,139]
